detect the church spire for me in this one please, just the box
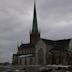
[32,0,38,33]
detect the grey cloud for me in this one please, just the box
[0,0,72,62]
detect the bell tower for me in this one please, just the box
[30,0,40,45]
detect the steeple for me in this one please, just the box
[32,0,38,33]
[30,0,40,44]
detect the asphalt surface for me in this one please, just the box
[0,65,71,72]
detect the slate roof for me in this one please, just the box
[18,38,70,50]
[42,38,70,45]
[19,43,33,49]
[50,39,70,52]
[41,39,54,45]
[42,38,70,52]
[54,39,70,45]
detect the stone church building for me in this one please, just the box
[12,2,72,65]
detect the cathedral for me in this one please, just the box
[12,1,72,65]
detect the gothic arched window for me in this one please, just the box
[38,48,44,65]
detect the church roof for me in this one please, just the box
[41,38,70,52]
[19,43,33,49]
[50,39,70,52]
[18,39,70,49]
[41,38,54,45]
[54,39,70,42]
[42,38,70,45]
[54,39,70,45]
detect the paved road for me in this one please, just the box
[0,65,71,72]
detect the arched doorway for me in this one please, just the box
[38,48,44,65]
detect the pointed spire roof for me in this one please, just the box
[32,0,38,33]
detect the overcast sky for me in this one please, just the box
[0,0,72,63]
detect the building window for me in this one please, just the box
[25,49,26,54]
[25,58,27,65]
[52,53,56,64]
[30,50,31,53]
[38,48,44,65]
[20,58,22,65]
[30,57,32,65]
